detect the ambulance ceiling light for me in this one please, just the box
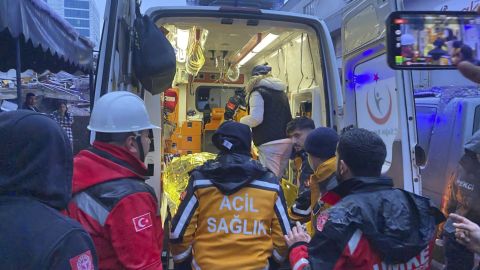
[176,28,190,63]
[238,33,279,66]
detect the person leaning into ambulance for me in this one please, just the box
[67,91,164,270]
[170,121,291,270]
[240,64,293,178]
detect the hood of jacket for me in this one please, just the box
[465,130,480,154]
[0,111,72,210]
[331,177,444,264]
[312,157,337,184]
[72,141,147,193]
[191,153,271,195]
[255,77,286,92]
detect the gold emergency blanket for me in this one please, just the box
[163,153,216,216]
[280,179,298,208]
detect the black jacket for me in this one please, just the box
[247,78,292,146]
[305,177,444,269]
[0,111,98,270]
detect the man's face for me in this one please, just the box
[27,96,36,106]
[126,130,152,161]
[289,129,312,152]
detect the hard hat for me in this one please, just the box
[88,91,159,133]
[400,34,415,46]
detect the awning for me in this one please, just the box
[0,0,94,73]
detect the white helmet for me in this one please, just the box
[88,91,159,133]
[400,34,415,46]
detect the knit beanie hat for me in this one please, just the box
[251,65,272,76]
[212,121,252,156]
[304,127,339,159]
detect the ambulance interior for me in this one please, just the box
[156,17,326,160]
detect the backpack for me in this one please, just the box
[133,7,176,95]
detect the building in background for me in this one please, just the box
[44,0,100,48]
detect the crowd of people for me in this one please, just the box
[1,62,480,270]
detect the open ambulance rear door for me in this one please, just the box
[95,1,343,199]
[341,0,421,193]
[94,0,163,198]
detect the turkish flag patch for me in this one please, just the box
[316,212,329,232]
[132,212,153,232]
[70,250,94,270]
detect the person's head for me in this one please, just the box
[400,34,415,58]
[304,127,339,169]
[464,130,480,164]
[443,28,456,41]
[95,130,152,161]
[88,91,159,161]
[452,40,463,49]
[25,93,36,106]
[57,101,68,114]
[336,128,387,182]
[286,117,315,152]
[452,45,475,65]
[212,121,251,156]
[251,64,272,76]
[0,111,73,210]
[433,38,445,48]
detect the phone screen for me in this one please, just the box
[387,11,480,69]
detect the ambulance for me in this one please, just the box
[93,0,426,201]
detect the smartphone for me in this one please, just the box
[386,11,479,69]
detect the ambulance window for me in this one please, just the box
[474,105,480,134]
[415,106,437,156]
[195,86,242,112]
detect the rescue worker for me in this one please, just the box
[288,127,338,234]
[440,130,480,270]
[67,91,164,270]
[285,128,444,270]
[170,121,291,270]
[240,64,292,178]
[286,117,315,193]
[224,88,246,121]
[0,111,98,269]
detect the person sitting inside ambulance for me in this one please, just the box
[240,64,293,178]
[170,121,291,270]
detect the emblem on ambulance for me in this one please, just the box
[366,73,393,125]
[316,212,329,232]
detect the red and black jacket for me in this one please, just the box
[67,141,164,270]
[289,177,445,270]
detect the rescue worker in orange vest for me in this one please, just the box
[170,121,291,270]
[289,127,339,234]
